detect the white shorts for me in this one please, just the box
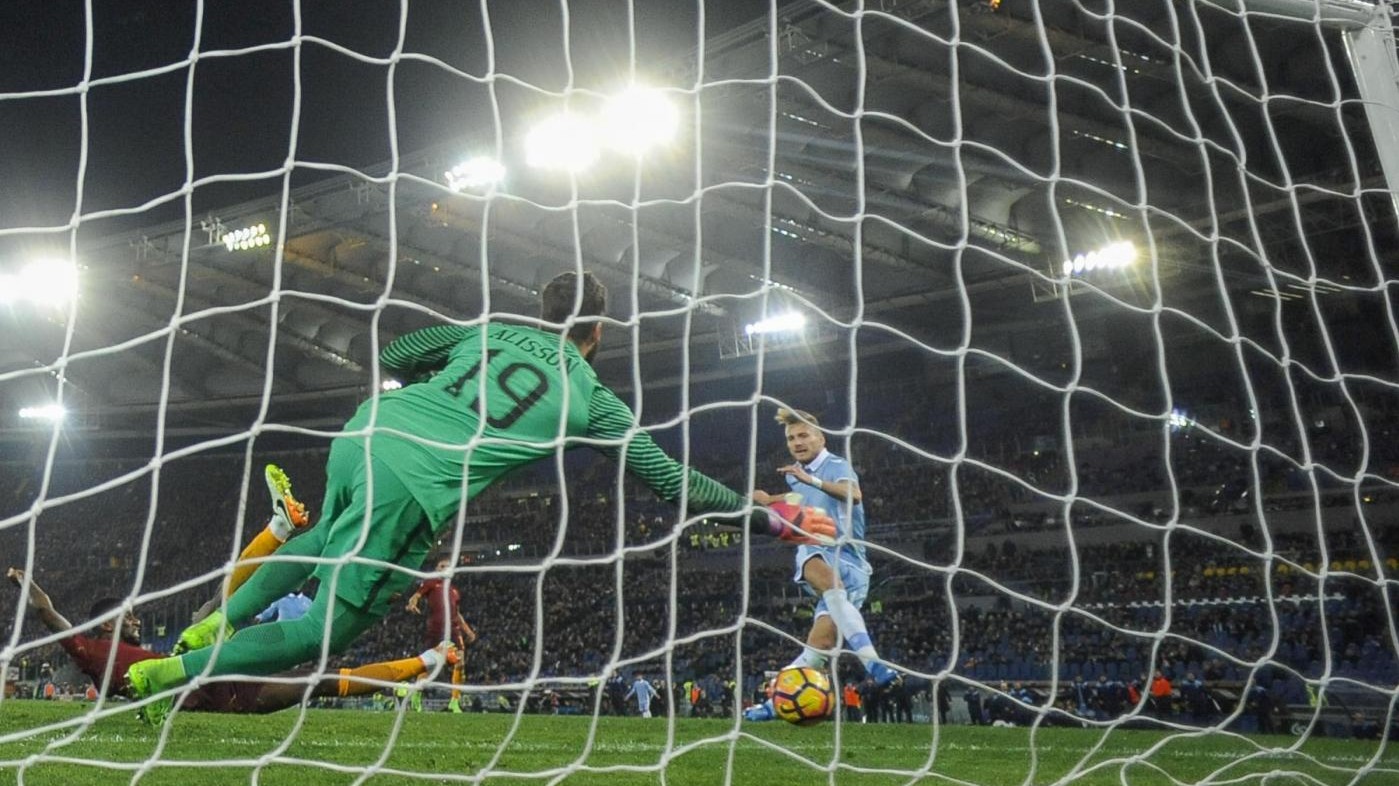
[795,548,871,619]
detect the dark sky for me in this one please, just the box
[0,0,777,255]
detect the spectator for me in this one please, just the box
[1351,712,1381,741]
[1149,670,1173,717]
[842,682,863,723]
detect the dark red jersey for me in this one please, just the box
[415,578,462,642]
[61,632,264,712]
[59,634,158,698]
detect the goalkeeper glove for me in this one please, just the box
[765,499,836,545]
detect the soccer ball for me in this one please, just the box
[770,667,833,726]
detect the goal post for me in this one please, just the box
[1209,0,1399,220]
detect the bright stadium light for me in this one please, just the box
[380,379,403,391]
[525,113,600,172]
[599,87,680,155]
[1,258,78,307]
[445,156,506,192]
[744,312,807,336]
[221,223,272,252]
[1168,408,1194,431]
[18,404,65,422]
[1062,240,1137,278]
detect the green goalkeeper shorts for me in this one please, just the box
[313,436,437,616]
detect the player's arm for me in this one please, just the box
[585,385,833,544]
[404,581,431,614]
[6,568,72,633]
[380,325,475,383]
[778,464,862,504]
[458,616,477,645]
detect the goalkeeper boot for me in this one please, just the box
[172,609,233,655]
[125,659,181,726]
[743,699,776,722]
[265,463,310,538]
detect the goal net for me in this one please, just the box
[2,0,1398,783]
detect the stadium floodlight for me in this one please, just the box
[598,87,680,156]
[18,404,65,421]
[1168,408,1194,431]
[380,379,403,391]
[525,113,600,172]
[221,223,272,252]
[0,258,79,308]
[1061,240,1137,277]
[744,312,807,336]
[445,156,506,192]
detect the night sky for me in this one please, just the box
[0,0,778,257]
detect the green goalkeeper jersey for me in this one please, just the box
[346,322,748,529]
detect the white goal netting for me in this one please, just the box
[2,0,1399,784]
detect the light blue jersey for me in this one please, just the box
[254,591,313,624]
[624,677,660,716]
[786,448,872,614]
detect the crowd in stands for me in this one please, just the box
[4,385,1399,739]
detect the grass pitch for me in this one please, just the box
[0,700,1394,785]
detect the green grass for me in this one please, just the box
[0,700,1394,785]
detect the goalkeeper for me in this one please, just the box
[127,270,833,720]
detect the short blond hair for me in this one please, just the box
[775,408,820,429]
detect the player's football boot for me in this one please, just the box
[125,661,175,726]
[743,699,776,722]
[172,609,232,655]
[265,463,310,531]
[869,661,902,689]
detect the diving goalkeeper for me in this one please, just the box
[127,270,834,721]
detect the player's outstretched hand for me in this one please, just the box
[765,501,836,545]
[5,567,21,586]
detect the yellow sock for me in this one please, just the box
[337,657,426,697]
[229,527,282,595]
[450,664,463,702]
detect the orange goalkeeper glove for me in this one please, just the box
[764,500,836,545]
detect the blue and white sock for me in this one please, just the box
[822,588,880,671]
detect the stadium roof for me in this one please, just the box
[2,0,1393,445]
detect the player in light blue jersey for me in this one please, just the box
[624,674,661,718]
[746,408,897,721]
[252,583,314,625]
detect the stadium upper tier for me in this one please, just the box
[3,0,1394,444]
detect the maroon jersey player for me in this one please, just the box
[405,556,476,712]
[7,568,456,717]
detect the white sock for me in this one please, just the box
[822,588,880,670]
[268,515,292,543]
[419,648,442,671]
[787,647,829,671]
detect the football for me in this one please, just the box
[770,666,833,726]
